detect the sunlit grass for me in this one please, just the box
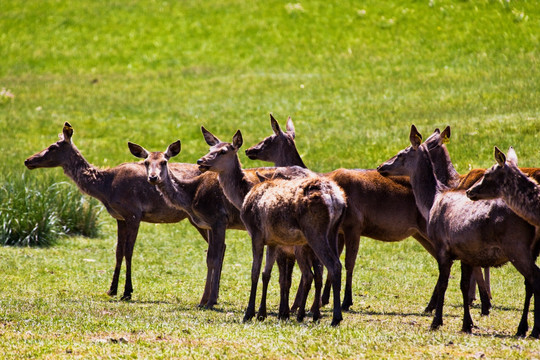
[1,0,540,357]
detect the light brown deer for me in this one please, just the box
[24,122,222,305]
[245,115,492,314]
[377,125,540,337]
[128,138,319,321]
[197,127,347,326]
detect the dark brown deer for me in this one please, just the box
[245,115,491,314]
[467,147,540,227]
[378,125,540,337]
[128,138,318,321]
[197,127,347,326]
[23,122,223,305]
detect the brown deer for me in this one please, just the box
[197,127,347,326]
[128,138,319,321]
[245,115,492,314]
[467,147,540,227]
[377,125,540,337]
[23,122,223,306]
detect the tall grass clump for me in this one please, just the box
[0,173,102,247]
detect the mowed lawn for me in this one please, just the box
[1,0,540,358]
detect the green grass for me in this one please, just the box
[1,0,540,357]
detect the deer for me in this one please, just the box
[128,138,321,321]
[197,127,347,326]
[24,122,227,306]
[377,125,540,337]
[245,115,492,314]
[467,147,540,227]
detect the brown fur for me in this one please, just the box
[245,116,491,314]
[24,122,206,302]
[197,127,347,326]
[378,126,540,337]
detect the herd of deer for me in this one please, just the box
[23,118,540,337]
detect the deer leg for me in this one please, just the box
[198,229,213,307]
[121,219,141,301]
[310,254,323,322]
[277,248,295,320]
[257,245,277,320]
[483,267,491,298]
[306,235,343,326]
[468,272,477,305]
[204,224,226,309]
[472,267,492,315]
[294,246,314,323]
[342,230,359,311]
[517,279,532,337]
[460,263,474,333]
[431,256,453,330]
[322,233,344,306]
[244,234,264,323]
[108,219,126,297]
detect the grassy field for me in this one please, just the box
[1,0,540,358]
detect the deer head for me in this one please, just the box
[24,122,75,169]
[245,114,296,162]
[377,125,424,176]
[466,147,518,201]
[128,141,181,185]
[197,127,243,173]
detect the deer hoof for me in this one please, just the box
[330,317,342,327]
[120,294,132,301]
[530,329,540,339]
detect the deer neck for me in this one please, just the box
[155,169,197,211]
[409,148,439,220]
[62,145,107,199]
[501,167,540,227]
[217,155,253,210]
[274,147,307,168]
[429,144,460,187]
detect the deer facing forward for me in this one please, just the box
[197,127,347,326]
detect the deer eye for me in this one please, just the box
[160,160,167,166]
[220,149,227,155]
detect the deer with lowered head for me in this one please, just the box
[245,115,492,314]
[24,122,220,305]
[197,127,347,326]
[378,125,540,337]
[128,138,320,321]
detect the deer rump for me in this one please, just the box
[241,176,346,246]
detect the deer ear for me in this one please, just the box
[270,114,282,136]
[256,171,270,182]
[409,125,422,149]
[165,140,181,159]
[286,116,295,139]
[201,126,221,146]
[232,130,243,149]
[441,126,451,144]
[128,142,150,159]
[506,147,518,166]
[494,146,506,166]
[62,122,74,144]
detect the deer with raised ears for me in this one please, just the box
[24,122,209,303]
[197,127,347,326]
[245,115,492,314]
[378,125,540,337]
[128,138,315,321]
[128,139,248,309]
[467,147,540,227]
